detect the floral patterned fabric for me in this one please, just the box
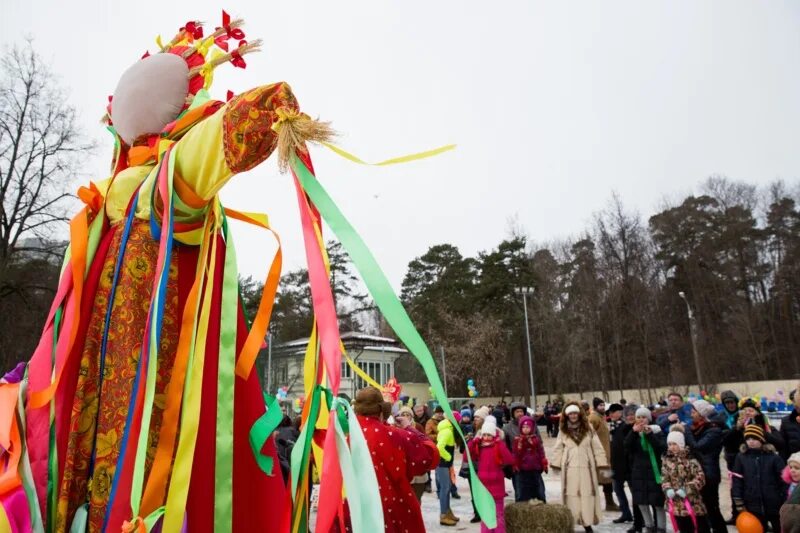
[56,220,179,532]
[222,82,299,173]
[660,448,707,517]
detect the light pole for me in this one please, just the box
[515,287,536,412]
[678,291,703,389]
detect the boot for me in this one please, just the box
[446,509,460,522]
[604,490,620,512]
[439,514,457,526]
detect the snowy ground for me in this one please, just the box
[313,435,736,532]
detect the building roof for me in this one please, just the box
[273,331,407,356]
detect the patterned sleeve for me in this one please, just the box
[172,82,299,202]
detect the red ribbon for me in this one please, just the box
[230,41,248,69]
[226,90,235,102]
[140,51,150,59]
[181,21,204,40]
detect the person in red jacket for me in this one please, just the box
[469,415,515,533]
[355,387,425,533]
[513,415,548,503]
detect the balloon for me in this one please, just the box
[468,390,475,397]
[736,511,764,533]
[701,390,707,397]
[467,379,474,386]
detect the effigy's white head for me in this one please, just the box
[110,53,189,145]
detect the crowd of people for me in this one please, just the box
[271,387,800,533]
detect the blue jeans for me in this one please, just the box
[436,466,452,514]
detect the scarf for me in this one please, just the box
[640,433,662,483]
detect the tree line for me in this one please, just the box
[397,176,800,398]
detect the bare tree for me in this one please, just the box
[0,40,94,282]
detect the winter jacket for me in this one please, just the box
[436,419,456,467]
[503,403,540,451]
[655,404,692,432]
[781,409,800,460]
[357,415,425,533]
[610,422,634,482]
[469,436,515,498]
[588,411,612,484]
[660,448,707,517]
[550,422,608,526]
[390,425,439,480]
[551,424,608,527]
[731,444,787,517]
[513,434,546,472]
[625,427,667,507]
[683,415,725,485]
[425,415,443,441]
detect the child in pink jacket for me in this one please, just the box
[469,415,515,533]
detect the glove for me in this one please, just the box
[666,488,675,499]
[542,458,549,474]
[676,488,686,498]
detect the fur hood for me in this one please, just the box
[739,443,778,454]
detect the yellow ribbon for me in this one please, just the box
[320,141,456,166]
[342,347,382,390]
[156,35,164,51]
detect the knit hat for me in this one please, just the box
[460,407,472,419]
[667,430,685,448]
[720,390,739,404]
[452,411,462,424]
[623,404,638,418]
[744,424,766,443]
[519,416,534,431]
[397,406,414,419]
[564,404,581,416]
[353,387,383,416]
[607,403,624,414]
[635,407,652,422]
[480,415,498,436]
[740,398,759,410]
[474,406,490,420]
[692,399,716,419]
[788,452,800,467]
[593,397,605,410]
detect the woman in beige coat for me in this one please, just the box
[552,402,610,532]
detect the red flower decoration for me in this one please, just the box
[181,21,204,40]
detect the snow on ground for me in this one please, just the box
[313,435,737,532]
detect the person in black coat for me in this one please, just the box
[626,407,667,532]
[682,400,727,532]
[723,398,784,454]
[781,392,800,460]
[611,404,645,531]
[732,424,787,532]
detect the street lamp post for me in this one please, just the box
[678,291,704,389]
[515,287,536,412]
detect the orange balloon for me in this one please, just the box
[736,511,764,533]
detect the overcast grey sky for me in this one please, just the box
[3,1,800,289]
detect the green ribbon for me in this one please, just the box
[249,393,284,475]
[330,398,384,532]
[641,433,662,484]
[215,214,238,533]
[290,155,497,528]
[290,384,323,533]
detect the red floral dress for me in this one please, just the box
[357,415,425,533]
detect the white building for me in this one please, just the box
[268,331,407,401]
